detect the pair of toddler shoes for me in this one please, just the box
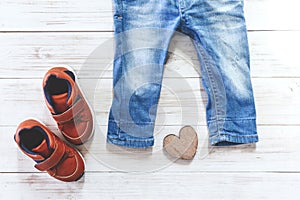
[14,66,94,182]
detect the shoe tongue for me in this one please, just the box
[51,93,69,113]
[32,139,52,158]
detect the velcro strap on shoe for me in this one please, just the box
[34,140,66,171]
[52,98,85,124]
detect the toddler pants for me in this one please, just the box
[107,0,258,148]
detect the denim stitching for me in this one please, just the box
[179,25,222,133]
[114,0,124,137]
[190,32,224,138]
[211,132,258,139]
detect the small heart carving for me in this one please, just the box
[163,126,198,160]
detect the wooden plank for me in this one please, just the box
[1,172,300,199]
[3,125,300,173]
[245,0,300,31]
[0,31,300,79]
[0,78,300,126]
[0,0,299,31]
[0,0,114,32]
[0,0,297,197]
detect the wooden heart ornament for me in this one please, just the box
[163,126,198,160]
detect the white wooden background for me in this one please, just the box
[1,0,300,199]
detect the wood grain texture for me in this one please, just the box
[1,172,300,200]
[4,125,300,173]
[1,78,300,126]
[0,31,299,79]
[0,0,299,31]
[0,0,299,199]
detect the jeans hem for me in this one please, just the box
[210,133,258,146]
[208,118,258,146]
[107,120,155,148]
[107,136,154,148]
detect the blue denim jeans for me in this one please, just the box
[107,0,259,148]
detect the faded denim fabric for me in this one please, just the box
[107,0,258,148]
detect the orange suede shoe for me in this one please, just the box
[14,119,85,182]
[43,66,94,145]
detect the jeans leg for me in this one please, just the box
[108,0,180,148]
[182,0,258,145]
